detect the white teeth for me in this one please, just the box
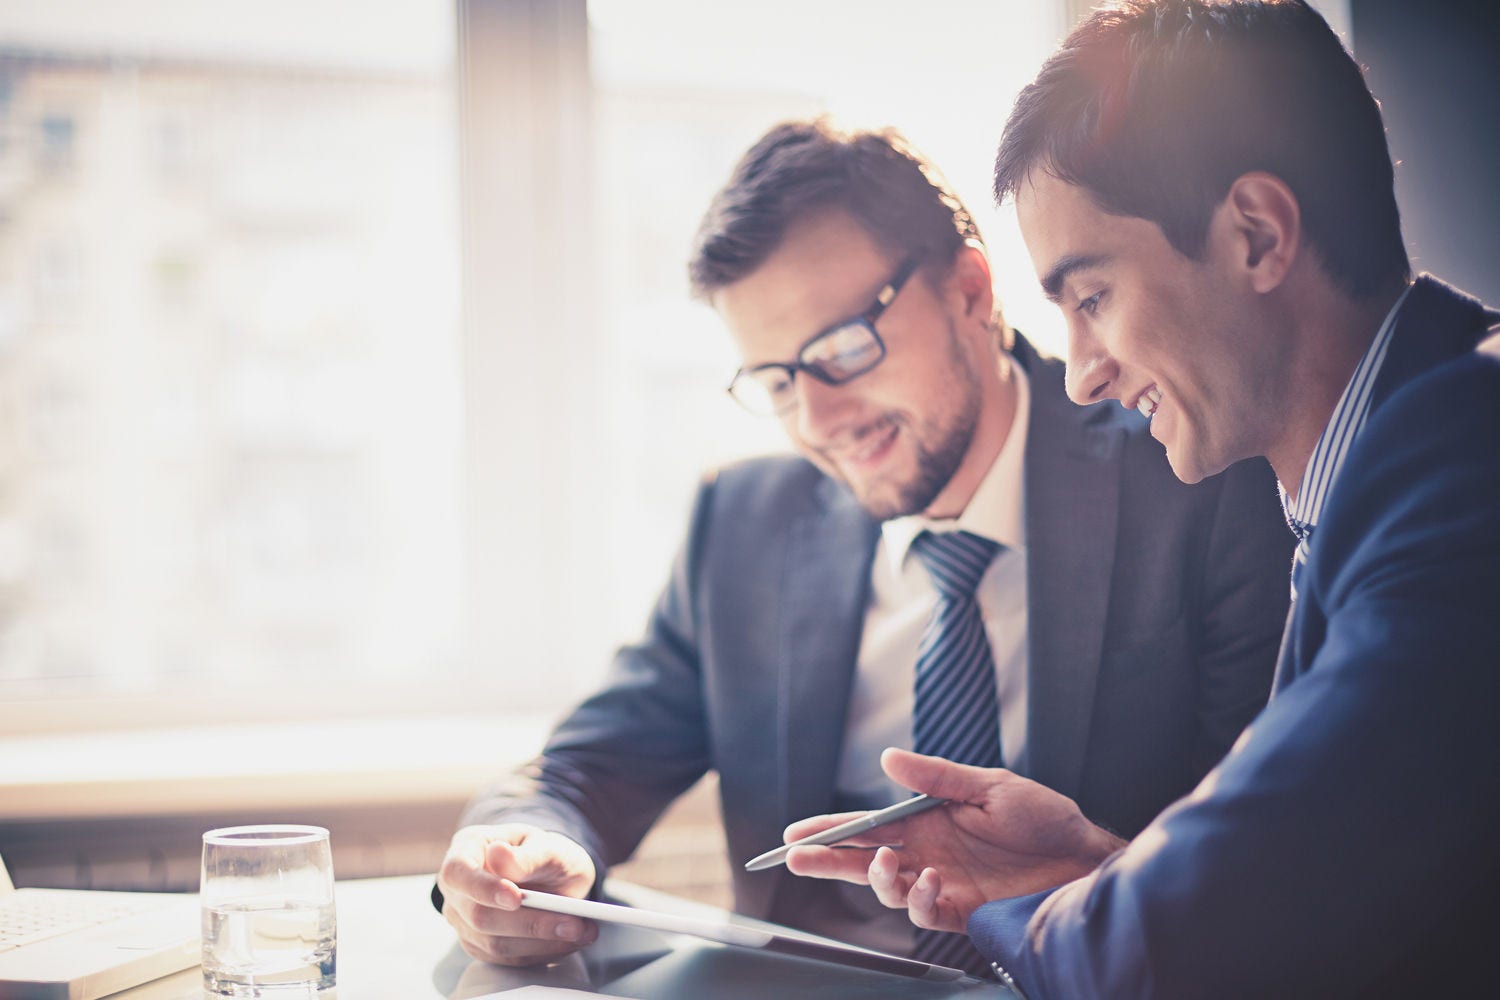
[1137,387,1162,419]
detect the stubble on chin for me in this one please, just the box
[800,444,905,523]
[804,344,985,520]
[812,423,971,523]
[852,478,912,524]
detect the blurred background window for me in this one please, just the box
[0,0,1373,735]
[0,1,464,729]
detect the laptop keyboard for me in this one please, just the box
[0,892,163,952]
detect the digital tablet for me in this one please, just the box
[518,889,972,983]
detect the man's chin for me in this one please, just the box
[1163,444,1230,487]
[855,493,907,522]
[848,476,932,522]
[804,453,930,521]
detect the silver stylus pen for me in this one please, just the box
[743,794,948,872]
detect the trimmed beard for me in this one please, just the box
[837,325,984,521]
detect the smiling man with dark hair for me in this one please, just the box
[786,3,1500,997]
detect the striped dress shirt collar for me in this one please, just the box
[1279,283,1411,591]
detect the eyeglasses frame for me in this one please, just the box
[726,257,921,416]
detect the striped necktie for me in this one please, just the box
[909,529,1002,975]
[1287,516,1312,602]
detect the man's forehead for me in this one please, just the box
[713,223,893,353]
[1015,173,1140,294]
[780,206,884,260]
[1015,170,1098,235]
[753,219,893,298]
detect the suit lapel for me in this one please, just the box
[1271,275,1498,693]
[1017,339,1125,799]
[749,477,877,919]
[1370,275,1498,413]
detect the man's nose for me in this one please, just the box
[793,374,854,442]
[1063,323,1121,407]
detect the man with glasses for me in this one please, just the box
[433,118,1293,974]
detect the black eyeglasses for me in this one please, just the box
[727,258,920,416]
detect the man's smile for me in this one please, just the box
[1135,385,1162,419]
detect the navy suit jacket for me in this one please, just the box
[971,277,1500,998]
[461,335,1293,942]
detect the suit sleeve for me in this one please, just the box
[1186,458,1293,776]
[970,359,1500,999]
[455,473,720,890]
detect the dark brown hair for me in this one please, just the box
[689,118,982,298]
[994,0,1409,298]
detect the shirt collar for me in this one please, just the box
[882,358,1029,574]
[1279,282,1412,539]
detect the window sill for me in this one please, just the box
[0,713,550,822]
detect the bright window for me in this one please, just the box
[0,2,463,729]
[0,0,1074,733]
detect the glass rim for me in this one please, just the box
[202,824,329,847]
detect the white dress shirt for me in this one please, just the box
[835,361,1031,804]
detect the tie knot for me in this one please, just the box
[913,530,1000,600]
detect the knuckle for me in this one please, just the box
[467,904,554,943]
[523,911,558,941]
[438,853,472,890]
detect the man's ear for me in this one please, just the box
[1221,172,1302,293]
[948,240,995,323]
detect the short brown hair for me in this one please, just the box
[689,118,982,299]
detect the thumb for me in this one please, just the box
[880,747,998,803]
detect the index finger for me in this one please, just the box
[784,843,879,884]
[783,810,868,844]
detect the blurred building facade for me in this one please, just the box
[0,49,465,709]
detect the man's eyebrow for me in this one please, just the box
[1040,253,1112,303]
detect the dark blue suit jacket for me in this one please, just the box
[460,336,1293,945]
[971,276,1500,998]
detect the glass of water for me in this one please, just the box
[200,825,337,996]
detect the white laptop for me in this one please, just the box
[0,853,199,1000]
